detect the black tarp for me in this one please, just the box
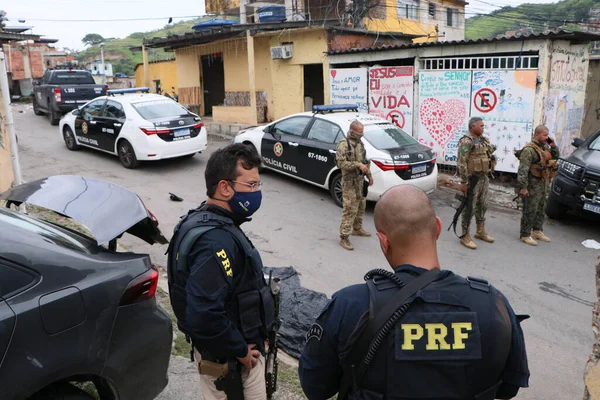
[263,266,330,359]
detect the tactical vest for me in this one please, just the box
[337,138,366,180]
[350,271,512,400]
[166,208,274,351]
[520,142,557,180]
[464,136,494,174]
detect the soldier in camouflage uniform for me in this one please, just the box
[336,120,373,251]
[457,117,496,250]
[516,125,559,246]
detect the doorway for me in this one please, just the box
[201,53,225,116]
[304,64,324,111]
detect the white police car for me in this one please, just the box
[234,105,438,206]
[59,87,208,169]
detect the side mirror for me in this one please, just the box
[32,80,40,86]
[72,109,81,116]
[263,125,273,134]
[572,137,585,148]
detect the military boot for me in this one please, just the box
[532,230,551,242]
[340,236,354,251]
[460,231,477,250]
[520,236,538,246]
[352,228,372,237]
[474,223,495,243]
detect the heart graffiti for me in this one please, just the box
[419,98,467,149]
[330,70,337,79]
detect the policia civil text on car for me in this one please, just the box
[166,143,278,400]
[299,185,530,400]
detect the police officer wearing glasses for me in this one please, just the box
[167,143,275,400]
[299,185,530,400]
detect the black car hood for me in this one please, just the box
[383,143,435,163]
[568,147,600,170]
[0,175,168,246]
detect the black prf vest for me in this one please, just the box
[166,208,274,349]
[352,271,512,400]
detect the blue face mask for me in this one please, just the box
[228,188,262,217]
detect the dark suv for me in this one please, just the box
[0,175,173,400]
[546,131,600,219]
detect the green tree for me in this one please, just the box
[82,33,105,46]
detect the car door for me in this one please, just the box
[261,116,312,176]
[74,99,106,148]
[0,299,15,370]
[297,119,345,184]
[36,71,50,109]
[95,100,126,153]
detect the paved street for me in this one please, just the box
[12,103,600,399]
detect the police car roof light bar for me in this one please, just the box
[107,87,151,96]
[313,104,359,114]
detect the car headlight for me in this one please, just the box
[558,159,583,177]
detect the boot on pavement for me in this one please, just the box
[352,228,372,237]
[520,236,538,246]
[460,232,477,250]
[340,236,354,250]
[474,223,495,243]
[532,230,551,242]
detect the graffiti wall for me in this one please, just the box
[543,43,589,157]
[368,66,414,135]
[417,71,472,165]
[470,70,537,173]
[329,68,368,113]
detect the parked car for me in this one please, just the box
[32,68,108,125]
[0,175,173,400]
[59,88,208,169]
[546,131,600,219]
[234,104,438,207]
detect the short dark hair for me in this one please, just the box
[205,143,262,197]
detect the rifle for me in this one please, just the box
[447,173,480,238]
[266,272,281,399]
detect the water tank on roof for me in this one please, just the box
[192,18,237,32]
[257,5,286,23]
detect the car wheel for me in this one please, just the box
[32,97,44,116]
[545,192,567,220]
[63,127,81,151]
[29,382,95,399]
[118,139,140,169]
[49,107,61,126]
[329,172,343,208]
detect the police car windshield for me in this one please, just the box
[363,123,418,150]
[132,99,190,120]
[591,134,600,151]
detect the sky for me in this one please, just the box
[3,0,560,51]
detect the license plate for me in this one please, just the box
[412,164,427,174]
[174,128,190,137]
[584,202,600,214]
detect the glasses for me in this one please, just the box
[229,180,262,191]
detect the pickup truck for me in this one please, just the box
[32,69,108,125]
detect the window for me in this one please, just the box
[447,7,456,27]
[590,133,600,151]
[307,119,343,143]
[103,101,126,119]
[0,263,38,299]
[82,99,106,117]
[49,71,95,85]
[363,123,417,150]
[132,99,190,120]
[428,2,436,17]
[271,116,311,137]
[397,0,418,20]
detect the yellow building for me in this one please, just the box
[364,0,466,42]
[134,59,178,96]
[142,21,416,125]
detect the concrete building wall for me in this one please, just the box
[582,58,600,139]
[135,60,178,93]
[0,89,14,191]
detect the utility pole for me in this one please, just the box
[100,43,105,74]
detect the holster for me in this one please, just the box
[198,359,229,378]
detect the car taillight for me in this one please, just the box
[372,159,410,171]
[140,127,171,135]
[430,158,437,164]
[54,88,62,103]
[119,268,159,306]
[193,122,204,129]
